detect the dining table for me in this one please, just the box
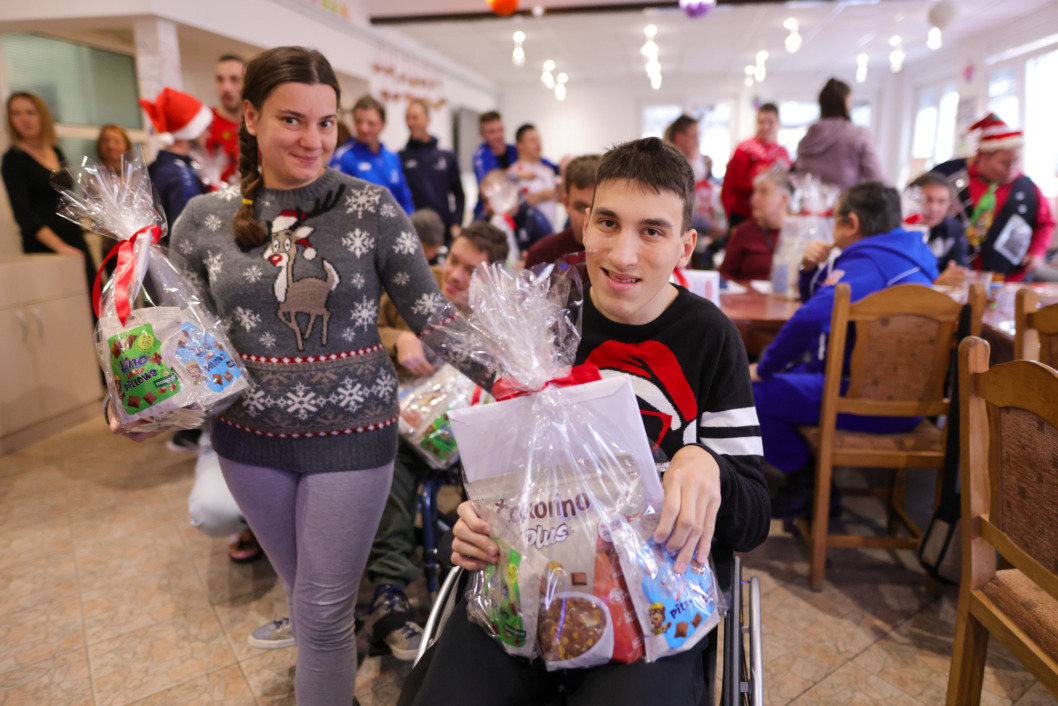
[718,281,1058,364]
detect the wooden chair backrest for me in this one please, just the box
[821,283,982,427]
[959,336,1058,599]
[1014,288,1058,368]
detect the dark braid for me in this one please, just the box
[227,46,341,250]
[232,121,265,249]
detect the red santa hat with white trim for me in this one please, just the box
[970,113,1023,152]
[272,210,317,260]
[138,87,213,146]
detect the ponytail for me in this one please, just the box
[232,122,266,249]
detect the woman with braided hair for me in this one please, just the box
[108,45,469,705]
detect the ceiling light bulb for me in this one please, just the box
[745,64,755,76]
[542,59,555,72]
[557,72,568,84]
[645,24,657,38]
[513,31,525,43]
[927,26,942,50]
[641,40,658,57]
[756,50,768,63]
[856,54,868,83]
[889,35,902,47]
[889,47,905,72]
[744,76,754,87]
[541,71,555,89]
[784,18,798,31]
[512,46,525,66]
[646,59,661,75]
[555,83,566,101]
[754,65,766,82]
[651,74,662,90]
[785,31,802,53]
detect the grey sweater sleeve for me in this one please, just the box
[168,196,218,313]
[373,188,448,335]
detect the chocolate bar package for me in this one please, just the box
[397,364,490,470]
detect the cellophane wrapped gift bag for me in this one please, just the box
[771,173,838,299]
[422,264,725,670]
[53,154,249,431]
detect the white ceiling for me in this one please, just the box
[381,0,1051,86]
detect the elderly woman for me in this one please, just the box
[719,170,792,281]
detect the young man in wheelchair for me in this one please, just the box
[366,222,511,659]
[400,138,771,705]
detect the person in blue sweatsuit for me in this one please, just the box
[333,95,415,214]
[750,181,940,519]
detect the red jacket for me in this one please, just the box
[721,137,790,221]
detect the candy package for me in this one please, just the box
[423,264,725,670]
[397,364,491,469]
[53,154,249,431]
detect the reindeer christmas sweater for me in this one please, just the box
[171,169,451,472]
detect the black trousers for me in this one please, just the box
[398,596,716,706]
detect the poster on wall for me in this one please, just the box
[954,94,978,158]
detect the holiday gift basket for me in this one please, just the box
[423,264,725,669]
[53,154,249,431]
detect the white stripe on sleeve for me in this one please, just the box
[701,435,764,457]
[699,406,760,428]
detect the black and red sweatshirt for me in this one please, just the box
[575,284,771,582]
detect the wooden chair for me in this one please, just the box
[796,282,986,590]
[946,336,1058,705]
[1014,288,1058,367]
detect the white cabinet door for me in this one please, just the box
[0,307,45,435]
[30,297,102,419]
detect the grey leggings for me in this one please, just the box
[220,457,394,706]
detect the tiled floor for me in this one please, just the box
[0,419,1053,705]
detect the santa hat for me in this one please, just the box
[272,210,317,260]
[138,88,213,145]
[970,113,1023,152]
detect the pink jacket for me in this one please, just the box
[794,118,886,190]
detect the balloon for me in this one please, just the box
[680,0,716,18]
[489,0,519,16]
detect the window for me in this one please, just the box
[1024,48,1058,197]
[690,102,731,178]
[987,66,1019,128]
[910,84,959,169]
[912,90,939,160]
[2,33,143,166]
[641,105,682,140]
[777,101,818,160]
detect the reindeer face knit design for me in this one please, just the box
[171,169,447,472]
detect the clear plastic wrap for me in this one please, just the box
[396,364,492,469]
[771,173,838,299]
[53,154,249,431]
[425,264,725,669]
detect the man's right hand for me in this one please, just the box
[451,500,499,571]
[396,331,436,377]
[800,240,833,270]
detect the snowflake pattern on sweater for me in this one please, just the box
[169,168,457,472]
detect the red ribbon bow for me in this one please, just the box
[492,363,602,401]
[92,225,163,325]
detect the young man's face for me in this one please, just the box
[354,108,384,149]
[480,118,506,153]
[919,184,952,228]
[583,178,695,326]
[441,236,490,304]
[517,128,542,162]
[215,60,245,115]
[756,110,779,144]
[564,182,594,244]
